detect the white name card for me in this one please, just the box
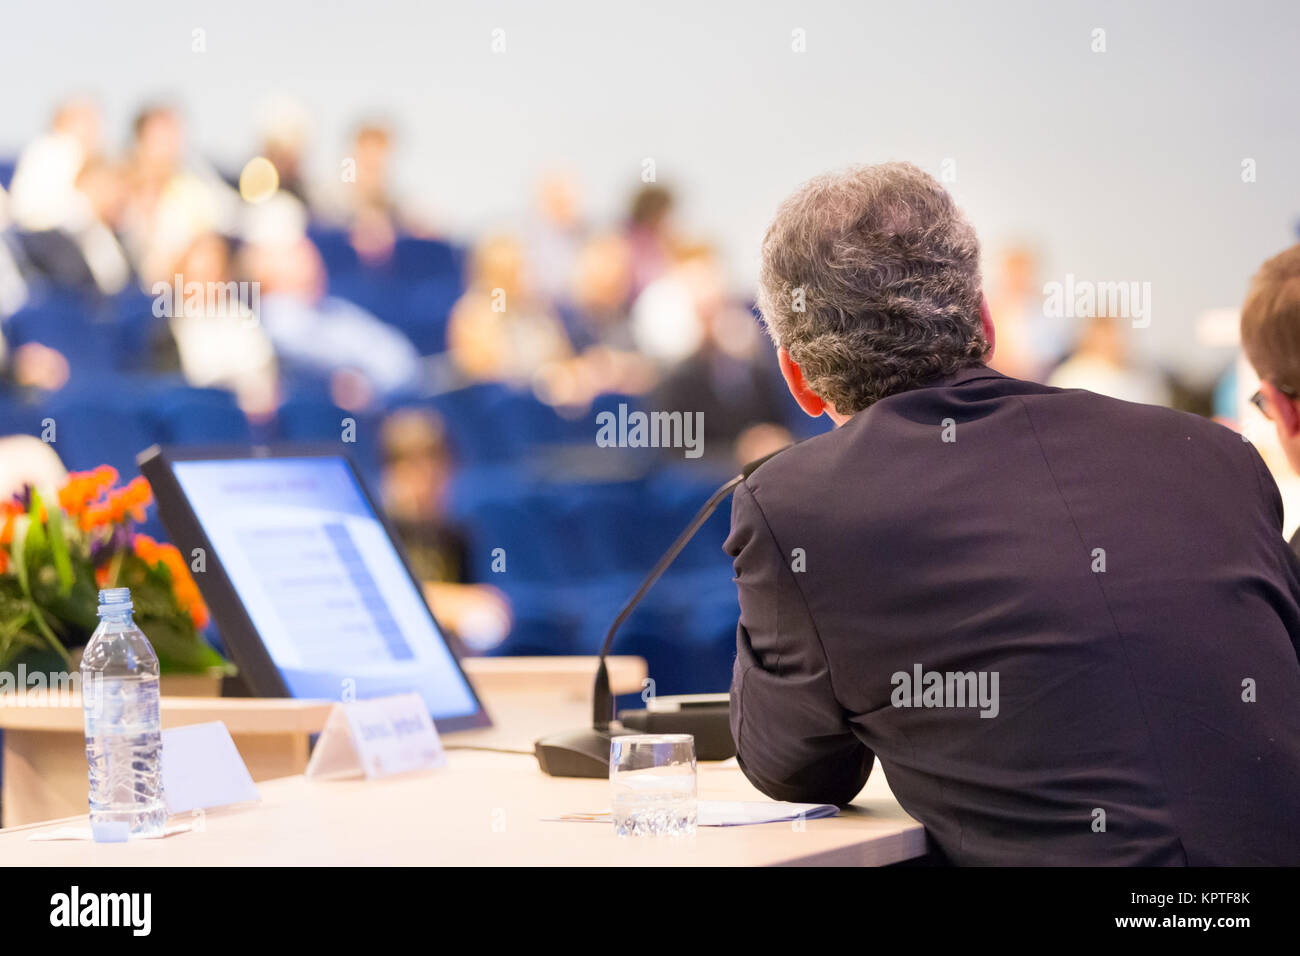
[161,721,261,814]
[305,692,446,781]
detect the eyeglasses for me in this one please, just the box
[1250,382,1299,420]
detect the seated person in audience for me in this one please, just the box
[564,232,636,351]
[1238,242,1300,556]
[534,233,657,408]
[652,267,793,468]
[729,161,1300,865]
[319,119,439,260]
[157,232,278,419]
[0,185,31,318]
[243,228,424,407]
[0,188,67,387]
[253,94,313,207]
[379,408,510,652]
[624,183,677,297]
[446,234,572,386]
[1047,312,1171,407]
[121,104,238,286]
[985,245,1069,383]
[525,168,586,306]
[18,156,133,298]
[8,97,101,234]
[630,241,720,366]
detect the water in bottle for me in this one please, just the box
[81,587,166,840]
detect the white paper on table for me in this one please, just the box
[161,721,260,814]
[699,801,839,826]
[544,800,839,826]
[27,820,199,842]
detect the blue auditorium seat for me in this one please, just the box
[392,236,464,282]
[153,385,251,444]
[308,226,360,277]
[419,383,515,464]
[3,294,120,376]
[40,382,164,478]
[327,270,459,355]
[274,392,383,490]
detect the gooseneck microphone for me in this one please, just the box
[535,446,787,777]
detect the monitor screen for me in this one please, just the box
[168,455,483,725]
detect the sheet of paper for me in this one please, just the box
[27,821,199,842]
[161,721,260,814]
[543,800,840,827]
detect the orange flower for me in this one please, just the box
[132,534,210,631]
[0,548,8,574]
[58,467,120,517]
[105,476,152,524]
[81,501,112,532]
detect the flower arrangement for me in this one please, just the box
[0,466,229,675]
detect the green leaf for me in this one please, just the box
[10,516,30,595]
[27,603,71,667]
[41,492,74,595]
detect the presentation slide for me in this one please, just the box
[171,457,480,722]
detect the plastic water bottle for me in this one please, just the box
[81,587,166,840]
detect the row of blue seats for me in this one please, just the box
[310,227,467,356]
[498,570,740,696]
[0,375,743,693]
[3,232,466,365]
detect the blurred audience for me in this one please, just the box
[625,183,677,296]
[121,104,238,285]
[1047,313,1171,407]
[8,97,101,233]
[447,233,572,386]
[986,246,1066,382]
[653,287,793,467]
[379,408,510,651]
[244,224,423,407]
[526,169,586,305]
[253,95,312,206]
[162,232,278,418]
[630,241,718,365]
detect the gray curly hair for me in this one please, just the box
[757,162,990,414]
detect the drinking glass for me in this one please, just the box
[609,734,697,837]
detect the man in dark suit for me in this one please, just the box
[728,162,1300,865]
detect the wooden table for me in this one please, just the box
[0,655,647,828]
[0,688,924,866]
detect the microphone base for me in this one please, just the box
[534,724,640,778]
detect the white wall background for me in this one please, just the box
[2,0,1297,381]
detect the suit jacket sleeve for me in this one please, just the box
[726,479,874,805]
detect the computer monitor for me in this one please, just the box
[139,446,490,732]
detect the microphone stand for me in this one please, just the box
[535,448,783,777]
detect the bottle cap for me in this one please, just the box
[97,587,133,614]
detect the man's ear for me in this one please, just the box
[1263,381,1300,438]
[777,347,828,418]
[979,294,996,359]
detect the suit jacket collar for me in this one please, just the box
[916,363,1009,391]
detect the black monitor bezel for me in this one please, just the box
[138,443,492,733]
